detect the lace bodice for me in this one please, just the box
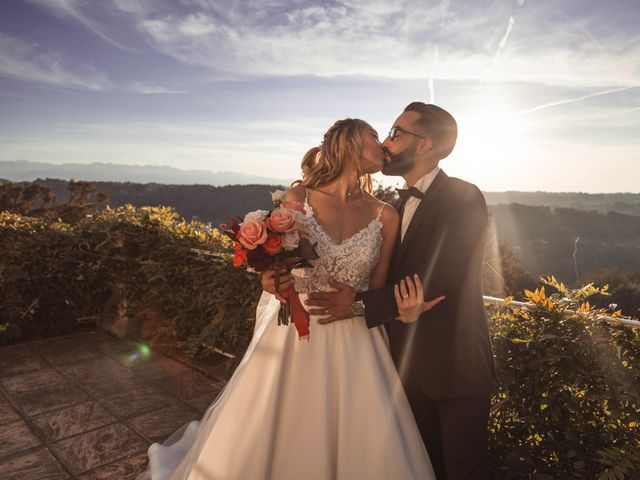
[292,191,384,294]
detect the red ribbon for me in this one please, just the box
[289,288,310,340]
[279,286,310,340]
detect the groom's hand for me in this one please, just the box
[306,278,356,324]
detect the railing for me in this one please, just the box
[483,295,640,328]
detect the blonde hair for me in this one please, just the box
[292,118,373,192]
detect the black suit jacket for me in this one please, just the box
[359,170,497,399]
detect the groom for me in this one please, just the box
[306,103,497,479]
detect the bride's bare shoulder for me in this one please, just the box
[362,192,399,226]
[285,184,306,205]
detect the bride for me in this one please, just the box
[139,118,440,480]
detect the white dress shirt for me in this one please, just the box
[400,166,441,241]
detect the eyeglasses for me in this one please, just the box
[388,126,426,141]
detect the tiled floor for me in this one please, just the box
[0,331,229,479]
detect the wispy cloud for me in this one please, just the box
[128,83,187,95]
[477,16,515,89]
[18,0,640,87]
[132,1,639,87]
[24,0,136,52]
[519,86,639,114]
[0,33,111,90]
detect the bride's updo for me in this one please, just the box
[297,118,373,192]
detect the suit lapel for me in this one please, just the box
[390,170,448,278]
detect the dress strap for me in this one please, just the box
[303,187,311,212]
[375,202,386,220]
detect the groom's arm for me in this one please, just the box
[356,285,399,328]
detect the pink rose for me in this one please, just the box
[282,230,300,251]
[238,218,268,250]
[267,208,296,233]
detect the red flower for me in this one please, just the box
[264,232,283,256]
[233,242,248,267]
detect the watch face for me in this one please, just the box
[352,300,365,316]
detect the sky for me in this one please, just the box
[0,0,639,192]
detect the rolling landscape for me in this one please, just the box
[2,160,640,293]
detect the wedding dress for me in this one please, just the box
[138,192,435,480]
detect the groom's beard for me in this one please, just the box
[382,147,417,176]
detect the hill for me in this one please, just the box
[0,160,292,186]
[484,191,640,217]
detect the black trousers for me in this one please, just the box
[405,383,491,480]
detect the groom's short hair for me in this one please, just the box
[404,102,457,160]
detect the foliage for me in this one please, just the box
[0,204,261,358]
[489,203,640,281]
[489,277,640,479]
[372,180,399,204]
[0,179,108,223]
[483,224,537,300]
[583,268,640,319]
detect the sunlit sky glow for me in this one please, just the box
[1,0,639,192]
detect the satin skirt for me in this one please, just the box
[138,292,435,480]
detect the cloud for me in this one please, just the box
[129,0,639,87]
[519,86,639,115]
[0,33,111,90]
[18,0,640,87]
[128,82,188,94]
[24,0,136,52]
[477,16,515,89]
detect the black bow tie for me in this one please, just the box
[396,187,424,201]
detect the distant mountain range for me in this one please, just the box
[2,159,640,216]
[0,160,292,186]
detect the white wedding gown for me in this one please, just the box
[138,195,435,480]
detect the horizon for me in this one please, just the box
[3,159,640,195]
[1,0,639,193]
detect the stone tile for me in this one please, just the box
[10,383,89,417]
[106,338,146,357]
[58,356,135,382]
[58,356,142,398]
[30,335,83,354]
[204,358,235,381]
[30,401,116,443]
[153,371,222,400]
[81,333,141,356]
[76,451,148,480]
[50,423,148,476]
[0,343,48,377]
[187,384,225,413]
[129,402,201,443]
[1,368,67,396]
[0,419,41,459]
[129,354,194,380]
[0,395,21,426]
[0,447,69,479]
[101,382,179,419]
[41,344,100,366]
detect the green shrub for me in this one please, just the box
[489,278,640,478]
[0,205,261,356]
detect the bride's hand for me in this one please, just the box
[261,268,292,303]
[394,274,445,323]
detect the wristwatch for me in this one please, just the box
[351,299,366,316]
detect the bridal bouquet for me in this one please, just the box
[219,189,318,339]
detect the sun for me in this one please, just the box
[453,111,525,172]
